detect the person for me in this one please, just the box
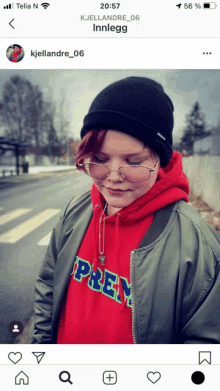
[8,45,24,63]
[32,77,220,344]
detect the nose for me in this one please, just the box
[105,160,124,181]
[106,169,124,181]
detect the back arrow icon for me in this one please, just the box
[9,19,15,29]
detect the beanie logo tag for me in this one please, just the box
[157,132,166,141]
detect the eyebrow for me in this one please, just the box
[97,151,149,157]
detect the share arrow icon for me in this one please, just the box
[176,3,182,8]
[32,352,45,364]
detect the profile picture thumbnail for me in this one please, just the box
[6,44,24,63]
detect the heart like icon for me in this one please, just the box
[8,352,22,364]
[147,371,161,384]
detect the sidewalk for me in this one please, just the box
[188,189,220,233]
[0,166,77,189]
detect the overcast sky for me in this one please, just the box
[0,69,219,142]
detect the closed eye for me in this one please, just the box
[128,161,143,166]
[92,157,107,163]
[93,157,144,165]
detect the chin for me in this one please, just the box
[107,199,131,208]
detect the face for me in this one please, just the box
[14,46,19,52]
[88,130,160,216]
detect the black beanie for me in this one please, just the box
[80,77,174,167]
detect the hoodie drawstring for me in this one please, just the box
[115,213,127,310]
[92,204,100,273]
[92,205,127,310]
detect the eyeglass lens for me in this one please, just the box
[84,162,151,182]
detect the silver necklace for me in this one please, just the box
[99,202,107,265]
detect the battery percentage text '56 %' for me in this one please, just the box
[184,3,201,8]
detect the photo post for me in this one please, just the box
[0,0,220,388]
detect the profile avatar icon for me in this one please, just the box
[6,44,24,63]
[8,320,24,336]
[12,324,19,333]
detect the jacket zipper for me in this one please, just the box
[130,250,136,344]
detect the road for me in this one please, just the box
[0,170,92,344]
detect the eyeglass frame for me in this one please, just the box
[78,160,159,182]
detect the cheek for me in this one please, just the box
[92,179,107,194]
[92,179,102,188]
[132,184,149,195]
[132,177,157,195]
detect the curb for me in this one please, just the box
[0,168,77,190]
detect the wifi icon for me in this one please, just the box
[41,2,50,9]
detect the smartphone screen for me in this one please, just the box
[0,0,220,389]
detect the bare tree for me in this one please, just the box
[1,75,71,164]
[40,99,69,164]
[2,75,44,145]
[0,101,5,135]
[56,89,70,142]
[25,86,44,146]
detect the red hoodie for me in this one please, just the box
[57,151,189,344]
[11,48,22,62]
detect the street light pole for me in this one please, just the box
[15,145,19,175]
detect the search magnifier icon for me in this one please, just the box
[59,371,73,385]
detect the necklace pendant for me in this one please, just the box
[99,254,106,265]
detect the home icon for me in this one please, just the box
[15,371,29,385]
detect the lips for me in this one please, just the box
[106,188,129,193]
[108,189,124,191]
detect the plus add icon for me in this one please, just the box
[103,371,117,385]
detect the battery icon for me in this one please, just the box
[203,2,217,8]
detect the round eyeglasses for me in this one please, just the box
[78,161,158,183]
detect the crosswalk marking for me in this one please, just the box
[0,209,60,243]
[0,208,31,225]
[38,231,52,246]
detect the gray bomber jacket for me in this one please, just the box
[32,190,220,344]
[9,50,24,62]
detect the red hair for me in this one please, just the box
[75,130,108,171]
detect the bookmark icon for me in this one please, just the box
[32,352,45,364]
[199,351,211,365]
